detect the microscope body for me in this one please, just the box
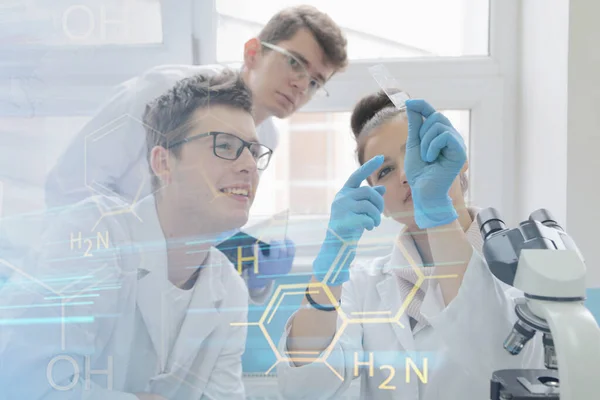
[478,208,600,400]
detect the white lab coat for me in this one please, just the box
[0,194,248,400]
[44,63,279,208]
[277,209,545,399]
[43,63,278,305]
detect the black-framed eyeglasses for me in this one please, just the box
[261,41,329,98]
[166,132,273,171]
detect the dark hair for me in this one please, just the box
[350,90,469,195]
[258,5,348,71]
[351,90,404,165]
[143,68,253,190]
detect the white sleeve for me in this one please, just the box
[44,74,148,207]
[425,251,545,375]
[0,201,138,400]
[45,64,215,208]
[276,273,365,400]
[256,118,279,152]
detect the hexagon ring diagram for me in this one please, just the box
[84,113,161,210]
[231,281,348,378]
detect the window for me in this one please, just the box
[219,0,516,222]
[216,0,490,62]
[1,0,193,81]
[1,0,519,226]
[250,110,471,218]
[0,116,88,215]
[2,0,163,46]
[0,116,89,251]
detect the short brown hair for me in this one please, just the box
[258,5,348,71]
[350,90,469,195]
[143,68,253,190]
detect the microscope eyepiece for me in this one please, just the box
[477,207,507,241]
[529,208,564,231]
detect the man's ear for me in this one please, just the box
[243,38,262,69]
[150,146,172,186]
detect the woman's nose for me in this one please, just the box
[399,170,408,185]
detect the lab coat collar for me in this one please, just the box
[385,226,419,276]
[382,206,483,275]
[419,207,484,322]
[166,247,226,365]
[382,206,484,333]
[144,247,227,398]
[374,270,421,398]
[465,206,484,256]
[131,195,225,376]
[375,272,417,351]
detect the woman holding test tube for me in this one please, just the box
[276,90,544,399]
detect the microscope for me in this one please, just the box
[477,208,600,400]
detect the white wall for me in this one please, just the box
[517,0,568,227]
[566,0,600,288]
[518,0,600,287]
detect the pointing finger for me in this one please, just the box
[344,155,384,188]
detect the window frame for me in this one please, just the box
[2,0,520,258]
[236,0,520,250]
[294,4,517,220]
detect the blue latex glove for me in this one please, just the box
[404,99,468,229]
[313,156,386,286]
[247,238,295,289]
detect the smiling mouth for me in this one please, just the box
[219,188,251,198]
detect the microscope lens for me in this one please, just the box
[543,334,558,369]
[503,321,536,355]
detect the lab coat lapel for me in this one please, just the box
[375,274,415,352]
[388,228,423,275]
[147,248,225,398]
[129,195,171,369]
[168,247,224,370]
[376,230,423,351]
[375,233,426,400]
[465,206,484,256]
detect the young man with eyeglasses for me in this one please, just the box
[1,69,265,400]
[44,5,349,303]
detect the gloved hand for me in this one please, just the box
[247,238,295,289]
[313,156,386,286]
[404,99,467,229]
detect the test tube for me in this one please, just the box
[368,64,410,111]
